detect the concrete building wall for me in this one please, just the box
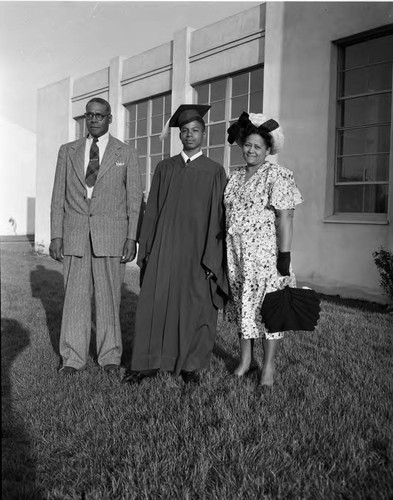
[0,117,36,236]
[35,78,72,252]
[265,1,393,302]
[35,2,392,302]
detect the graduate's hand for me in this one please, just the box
[121,239,136,263]
[49,238,64,262]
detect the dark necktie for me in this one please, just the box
[186,158,191,165]
[85,138,99,187]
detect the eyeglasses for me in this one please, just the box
[84,113,110,121]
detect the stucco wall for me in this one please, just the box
[0,117,36,236]
[265,1,393,302]
[35,78,72,253]
[190,4,265,84]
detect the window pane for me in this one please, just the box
[137,137,147,156]
[231,95,248,119]
[339,93,391,127]
[230,145,245,166]
[152,96,163,116]
[165,95,172,114]
[342,63,392,96]
[137,101,148,119]
[250,91,263,113]
[211,79,226,102]
[250,68,263,93]
[209,123,226,145]
[126,139,136,150]
[127,105,136,121]
[334,184,388,213]
[164,137,170,155]
[364,184,388,213]
[125,120,136,139]
[151,155,162,175]
[232,73,249,97]
[208,147,224,165]
[338,125,391,155]
[336,157,364,182]
[210,100,225,122]
[150,135,162,155]
[345,35,393,69]
[137,119,147,137]
[151,115,163,135]
[196,84,209,104]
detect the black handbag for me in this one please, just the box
[261,286,321,333]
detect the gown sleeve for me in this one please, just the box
[137,163,162,281]
[201,166,229,309]
[269,167,303,210]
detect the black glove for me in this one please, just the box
[277,251,290,276]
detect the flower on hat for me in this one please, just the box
[227,111,285,155]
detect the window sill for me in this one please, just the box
[324,213,389,225]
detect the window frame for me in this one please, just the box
[124,93,171,196]
[325,24,393,225]
[194,65,264,174]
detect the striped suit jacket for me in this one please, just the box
[51,134,143,257]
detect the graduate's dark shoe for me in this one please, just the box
[58,366,77,376]
[122,370,158,385]
[103,364,120,374]
[181,370,200,384]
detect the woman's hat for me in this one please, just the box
[227,111,285,154]
[160,104,211,140]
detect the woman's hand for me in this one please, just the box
[277,251,290,276]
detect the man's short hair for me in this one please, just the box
[86,98,111,115]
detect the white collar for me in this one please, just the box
[181,150,203,164]
[87,131,110,145]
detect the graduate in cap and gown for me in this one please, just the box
[122,104,228,385]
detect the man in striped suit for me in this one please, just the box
[50,97,143,375]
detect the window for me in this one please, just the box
[195,67,264,173]
[75,117,87,139]
[124,94,171,193]
[334,31,393,216]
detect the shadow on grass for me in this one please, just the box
[30,264,63,365]
[120,281,139,368]
[1,318,41,498]
[320,293,390,313]
[212,343,238,373]
[30,264,139,369]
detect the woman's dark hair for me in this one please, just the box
[239,123,273,150]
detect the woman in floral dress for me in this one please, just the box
[224,112,303,388]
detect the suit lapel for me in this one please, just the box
[69,138,87,187]
[96,134,121,183]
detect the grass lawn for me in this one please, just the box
[1,242,392,500]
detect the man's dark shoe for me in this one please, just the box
[121,370,157,385]
[181,370,200,384]
[103,364,120,373]
[58,366,77,376]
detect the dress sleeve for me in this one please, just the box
[269,168,303,210]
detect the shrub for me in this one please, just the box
[373,247,393,303]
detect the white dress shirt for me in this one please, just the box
[181,150,203,165]
[85,132,110,199]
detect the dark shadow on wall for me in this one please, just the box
[26,197,35,236]
[30,264,63,368]
[1,318,41,499]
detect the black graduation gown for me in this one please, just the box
[131,154,228,375]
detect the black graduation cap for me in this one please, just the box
[160,104,211,140]
[261,286,321,333]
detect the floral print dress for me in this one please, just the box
[224,161,303,339]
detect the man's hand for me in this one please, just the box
[49,238,64,262]
[121,239,137,263]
